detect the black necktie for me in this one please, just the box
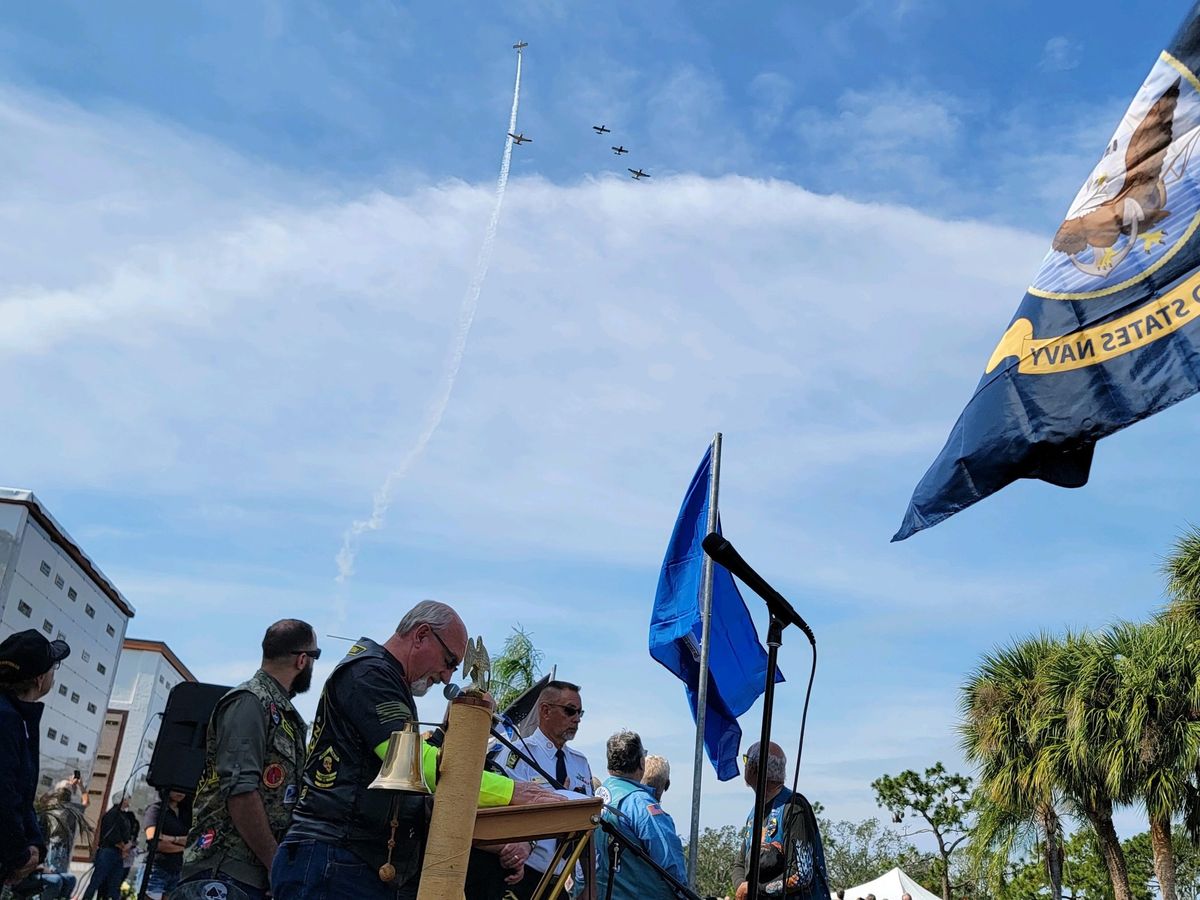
[555,748,567,788]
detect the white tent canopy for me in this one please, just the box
[832,867,941,900]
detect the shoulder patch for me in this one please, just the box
[348,644,365,656]
[647,803,664,816]
[375,700,412,726]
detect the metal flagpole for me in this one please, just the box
[687,432,722,887]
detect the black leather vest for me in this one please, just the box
[283,639,428,883]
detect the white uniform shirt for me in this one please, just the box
[493,727,594,874]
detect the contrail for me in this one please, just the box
[335,50,523,585]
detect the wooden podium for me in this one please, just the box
[474,797,602,900]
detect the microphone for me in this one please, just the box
[444,683,513,728]
[701,533,815,645]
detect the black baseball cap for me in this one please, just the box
[0,629,70,683]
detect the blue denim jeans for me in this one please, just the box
[271,839,418,900]
[83,847,125,900]
[145,865,181,898]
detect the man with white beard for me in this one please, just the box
[273,600,558,900]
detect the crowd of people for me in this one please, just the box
[2,599,832,900]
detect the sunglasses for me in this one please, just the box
[548,703,585,719]
[429,628,460,671]
[289,648,322,660]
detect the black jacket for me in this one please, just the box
[0,692,46,882]
[97,804,134,850]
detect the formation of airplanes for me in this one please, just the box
[594,123,648,180]
[508,43,650,182]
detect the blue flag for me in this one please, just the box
[649,446,780,781]
[896,5,1200,541]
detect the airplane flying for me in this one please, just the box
[508,132,532,145]
[592,125,611,134]
[513,41,528,50]
[611,145,629,155]
[628,168,649,180]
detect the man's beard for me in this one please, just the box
[291,662,314,697]
[410,675,436,697]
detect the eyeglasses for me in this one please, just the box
[548,703,585,719]
[290,648,322,660]
[429,629,460,672]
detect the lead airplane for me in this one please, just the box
[508,132,532,145]
[628,168,649,180]
[592,125,611,134]
[611,145,628,155]
[513,41,528,50]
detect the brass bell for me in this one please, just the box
[368,721,430,794]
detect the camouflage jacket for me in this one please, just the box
[183,669,307,889]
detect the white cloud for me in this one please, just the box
[749,72,795,137]
[791,84,967,206]
[1040,36,1082,73]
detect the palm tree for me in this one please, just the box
[1163,525,1200,615]
[961,634,1067,900]
[1095,619,1200,900]
[489,625,544,712]
[1038,631,1135,900]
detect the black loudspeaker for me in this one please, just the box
[146,681,231,792]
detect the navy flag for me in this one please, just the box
[649,446,780,781]
[896,6,1200,541]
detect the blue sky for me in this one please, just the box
[3,0,1198,843]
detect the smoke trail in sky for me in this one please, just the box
[335,50,523,585]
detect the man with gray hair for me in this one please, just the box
[642,755,670,801]
[273,600,559,900]
[732,741,830,899]
[595,730,686,900]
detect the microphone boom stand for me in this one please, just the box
[746,614,784,900]
[700,531,815,900]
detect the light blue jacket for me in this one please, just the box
[595,776,687,900]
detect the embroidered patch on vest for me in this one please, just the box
[314,747,340,789]
[268,702,281,726]
[262,763,285,789]
[194,828,216,850]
